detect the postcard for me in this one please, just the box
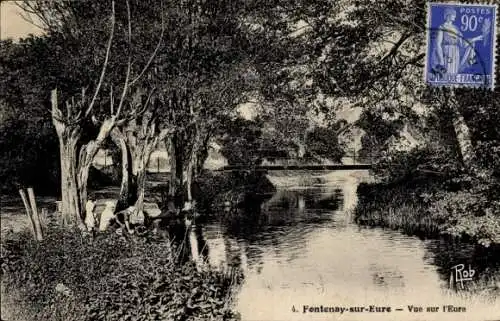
[1,1,499,321]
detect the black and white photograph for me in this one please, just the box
[0,0,499,320]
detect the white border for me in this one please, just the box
[424,1,498,90]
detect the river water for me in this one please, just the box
[2,170,499,320]
[190,170,500,321]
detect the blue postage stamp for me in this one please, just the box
[425,2,498,89]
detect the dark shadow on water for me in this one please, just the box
[425,239,500,292]
[216,188,344,241]
[195,224,210,262]
[156,219,191,264]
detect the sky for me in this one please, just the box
[1,1,43,40]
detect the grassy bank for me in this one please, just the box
[0,226,242,321]
[354,178,446,238]
[354,176,500,246]
[355,143,500,247]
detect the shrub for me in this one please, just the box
[356,138,500,246]
[371,144,462,184]
[194,171,275,212]
[428,186,500,247]
[1,227,242,321]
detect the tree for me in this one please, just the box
[84,0,273,214]
[0,38,60,194]
[111,89,173,220]
[245,0,374,162]
[22,0,164,228]
[132,0,274,208]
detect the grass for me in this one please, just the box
[450,267,500,300]
[0,223,243,321]
[355,203,446,238]
[354,181,446,238]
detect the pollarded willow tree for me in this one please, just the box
[21,0,164,228]
[123,0,285,209]
[79,0,279,216]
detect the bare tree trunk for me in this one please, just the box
[168,133,184,207]
[111,128,131,211]
[448,91,482,176]
[54,115,112,230]
[127,124,159,223]
[185,126,206,202]
[77,162,91,217]
[451,110,475,169]
[58,136,83,227]
[186,159,195,203]
[195,130,211,176]
[131,143,154,213]
[76,119,117,224]
[168,134,177,200]
[53,91,85,228]
[130,160,147,223]
[444,91,492,182]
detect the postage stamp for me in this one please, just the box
[425,2,498,90]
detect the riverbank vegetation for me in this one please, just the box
[1,225,242,321]
[355,94,500,247]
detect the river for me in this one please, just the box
[1,170,499,321]
[190,170,500,321]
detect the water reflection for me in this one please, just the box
[172,171,499,321]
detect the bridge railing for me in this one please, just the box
[259,152,379,166]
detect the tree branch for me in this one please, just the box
[114,0,132,119]
[85,0,116,118]
[129,0,165,86]
[380,31,411,62]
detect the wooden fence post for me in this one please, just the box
[19,189,37,240]
[18,188,43,241]
[28,188,43,240]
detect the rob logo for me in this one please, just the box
[450,264,475,289]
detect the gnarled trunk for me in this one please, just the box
[111,128,131,212]
[185,125,210,202]
[448,91,483,176]
[52,90,85,229]
[53,90,117,230]
[444,91,493,182]
[168,132,184,207]
[77,165,90,218]
[129,141,155,224]
[57,134,84,228]
[195,129,211,176]
[120,117,160,224]
[78,120,117,228]
[452,110,475,170]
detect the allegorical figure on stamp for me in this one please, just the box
[432,8,489,76]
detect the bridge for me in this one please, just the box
[95,148,377,173]
[216,152,376,172]
[218,163,372,171]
